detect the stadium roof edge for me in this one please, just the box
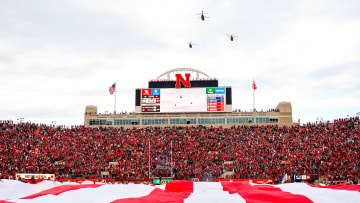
[156,68,211,79]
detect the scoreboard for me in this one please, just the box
[141,89,161,112]
[206,88,225,111]
[140,87,227,113]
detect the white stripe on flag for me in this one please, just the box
[274,183,360,203]
[185,182,246,203]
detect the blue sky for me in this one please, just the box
[0,0,359,126]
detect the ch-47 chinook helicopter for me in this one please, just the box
[227,33,237,41]
[197,10,209,21]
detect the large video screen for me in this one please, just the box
[141,88,225,113]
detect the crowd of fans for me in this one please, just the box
[0,117,359,184]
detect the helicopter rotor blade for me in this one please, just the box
[197,10,208,15]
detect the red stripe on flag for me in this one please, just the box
[165,180,193,194]
[109,83,116,95]
[20,184,103,199]
[111,180,193,203]
[306,183,360,192]
[221,181,313,203]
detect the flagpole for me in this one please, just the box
[253,88,255,112]
[171,141,173,178]
[114,82,116,114]
[253,79,255,112]
[252,78,257,125]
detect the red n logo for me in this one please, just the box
[175,73,191,87]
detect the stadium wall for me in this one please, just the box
[84,101,293,128]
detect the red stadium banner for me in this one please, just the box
[217,179,274,184]
[16,173,55,181]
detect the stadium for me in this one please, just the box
[1,68,360,202]
[2,0,360,201]
[84,68,294,128]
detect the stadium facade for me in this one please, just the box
[84,68,294,128]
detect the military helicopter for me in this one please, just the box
[187,41,196,48]
[197,10,209,21]
[227,33,237,41]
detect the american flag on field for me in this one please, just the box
[1,179,360,203]
[109,83,116,95]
